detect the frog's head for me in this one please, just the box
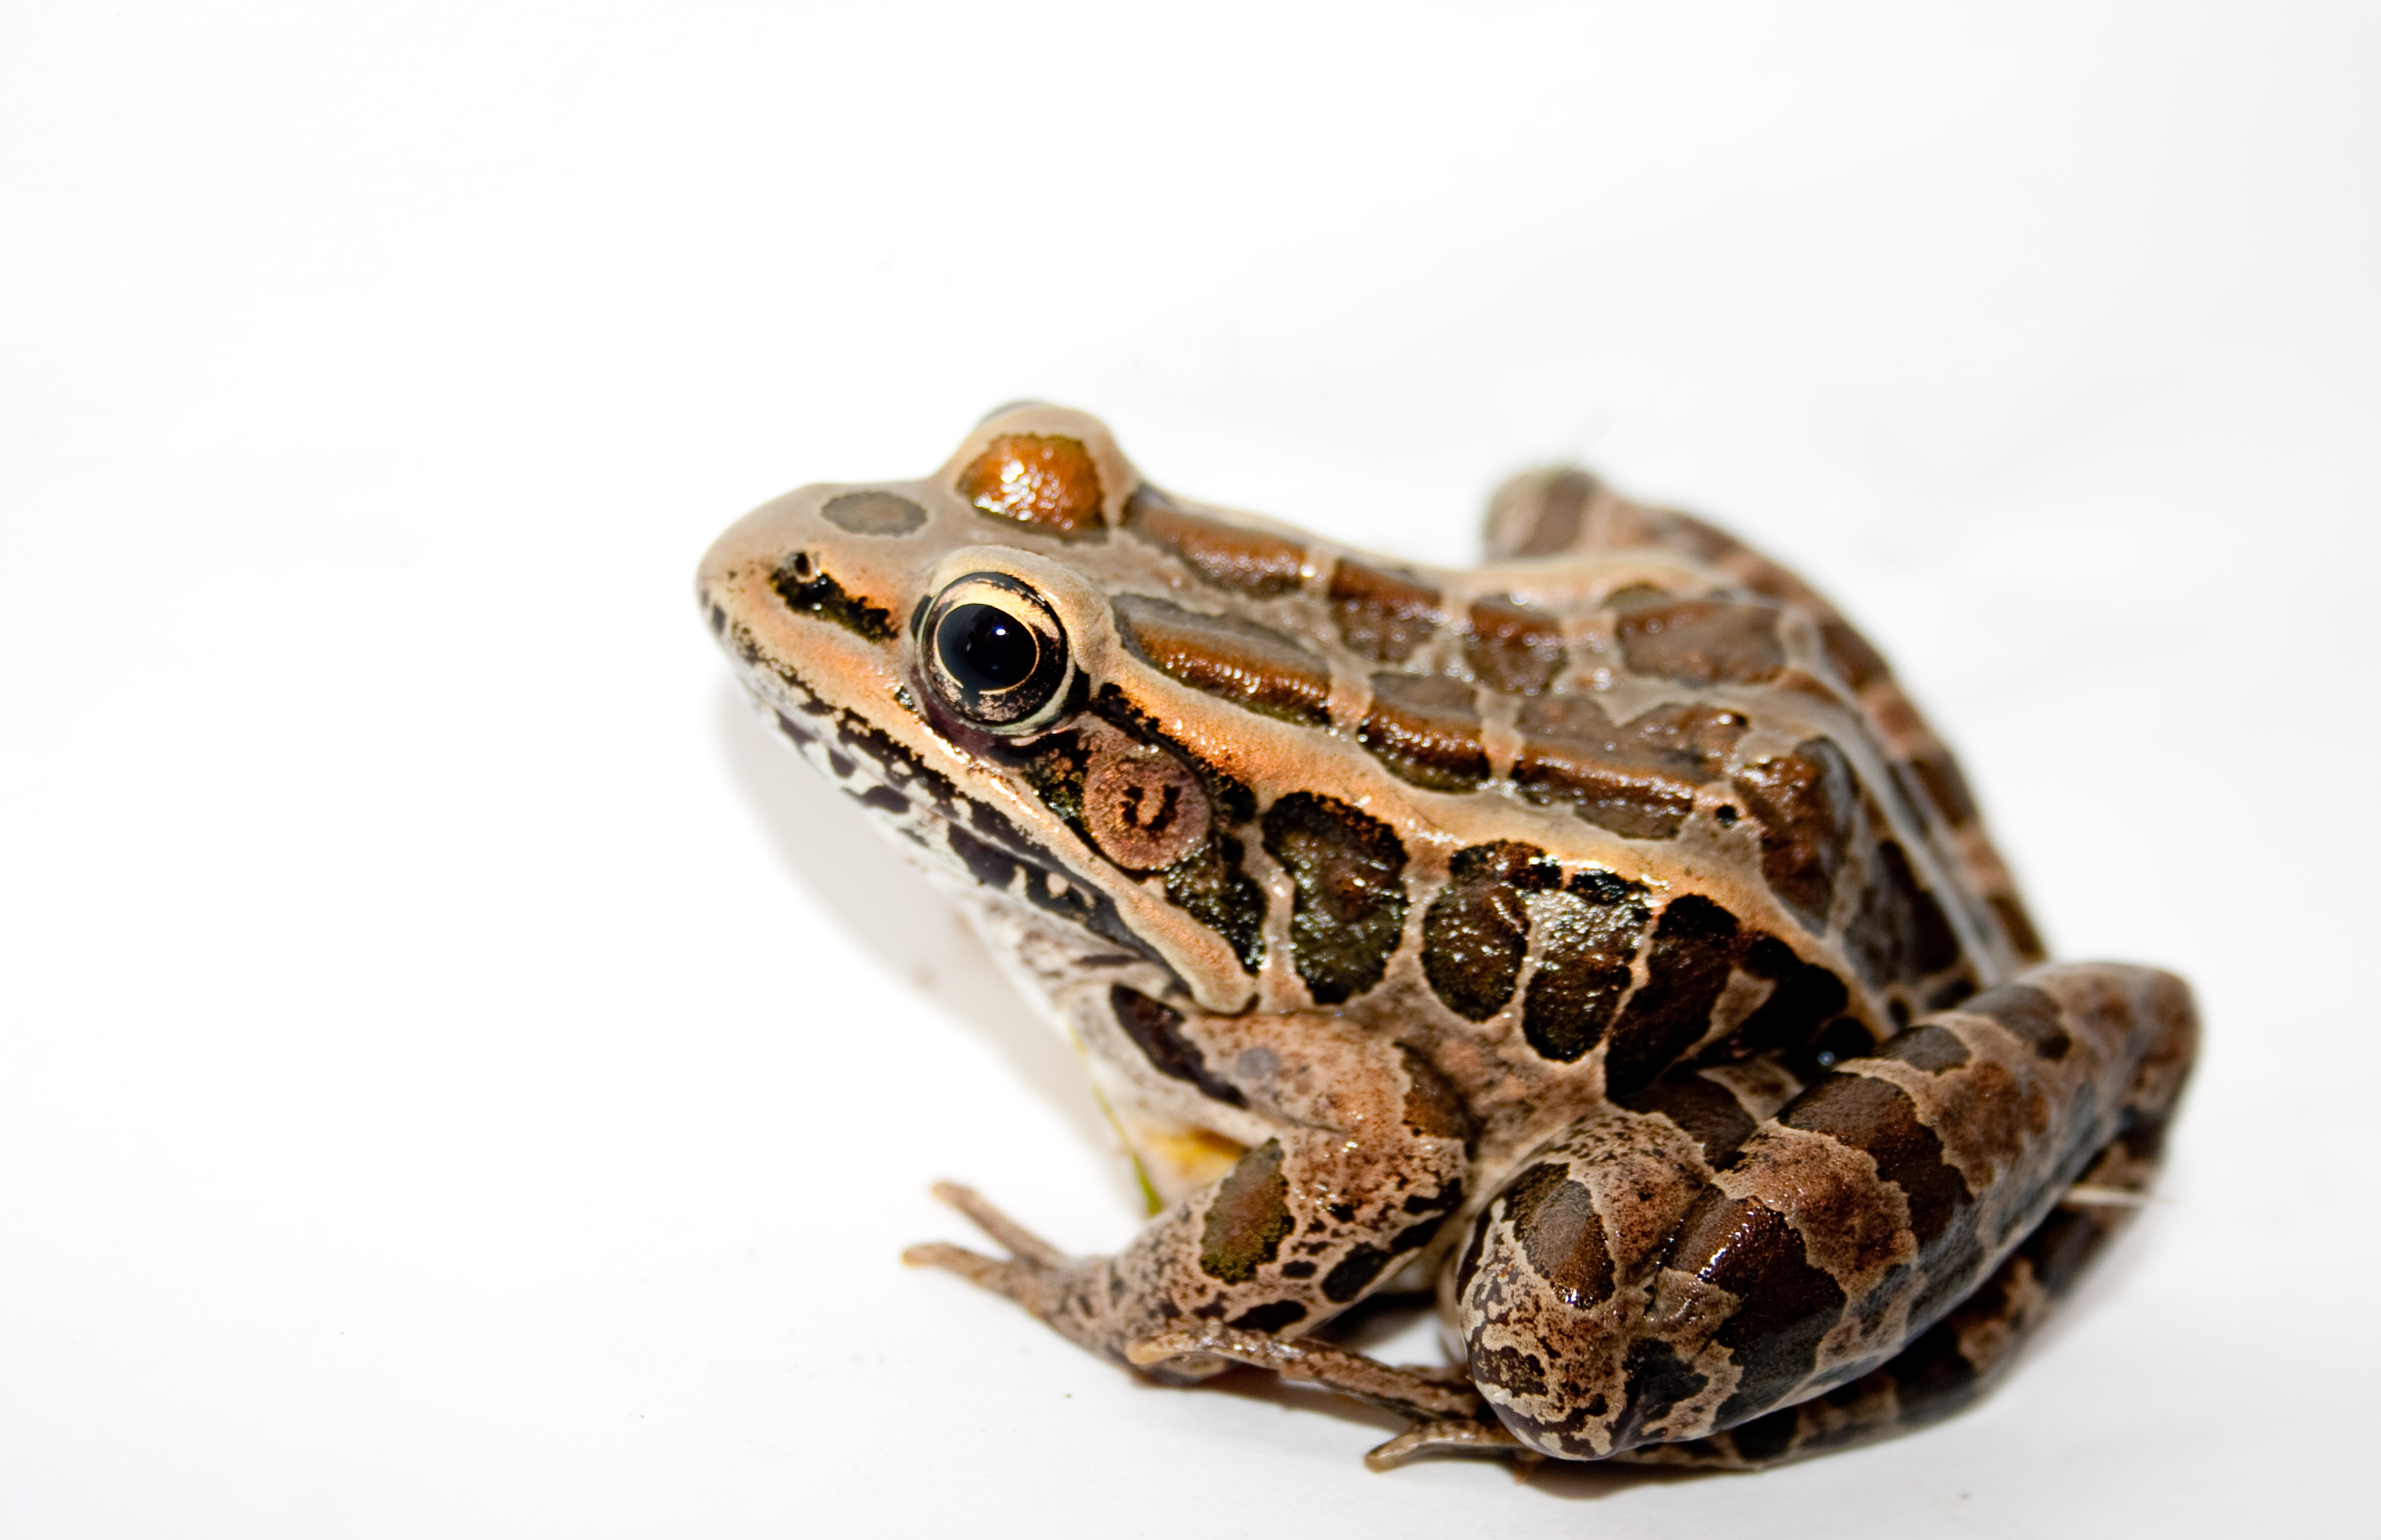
[699,404,1345,1015]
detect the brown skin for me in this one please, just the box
[697,405,2191,1468]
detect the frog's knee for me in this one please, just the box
[1451,1119,1722,1460]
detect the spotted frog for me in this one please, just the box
[696,406,2196,1469]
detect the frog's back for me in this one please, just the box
[701,405,2046,1182]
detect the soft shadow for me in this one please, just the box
[712,683,1119,1166]
[1130,1290,1724,1499]
[1162,1360,1722,1498]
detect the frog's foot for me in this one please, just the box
[901,1181,1069,1318]
[1363,1417,1541,1475]
[1128,1325,1530,1473]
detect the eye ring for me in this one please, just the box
[918,572,1074,734]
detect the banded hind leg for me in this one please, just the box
[1614,1102,2178,1468]
[1449,962,2194,1464]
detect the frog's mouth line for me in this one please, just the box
[747,672,1178,990]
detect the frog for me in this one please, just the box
[695,404,2196,1470]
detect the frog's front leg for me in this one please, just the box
[906,1007,1474,1378]
[1457,962,2196,1462]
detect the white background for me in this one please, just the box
[5,4,2376,1535]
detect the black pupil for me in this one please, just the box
[939,602,1039,693]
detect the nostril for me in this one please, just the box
[789,551,816,582]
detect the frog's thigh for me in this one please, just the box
[1616,1142,2159,1468]
[911,1009,1474,1368]
[1459,962,2196,1463]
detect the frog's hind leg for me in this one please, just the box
[1457,962,2195,1465]
[1616,1101,2180,1469]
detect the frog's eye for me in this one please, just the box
[919,572,1074,734]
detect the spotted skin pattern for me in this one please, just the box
[696,406,2196,1470]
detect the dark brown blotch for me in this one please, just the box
[1609,1338,1713,1453]
[1513,696,1748,840]
[1112,594,1332,726]
[1989,894,2049,964]
[1398,1046,1480,1151]
[1782,1072,1972,1243]
[1494,468,1597,559]
[1603,894,1743,1099]
[1620,1072,1758,1169]
[1882,1023,1971,1073]
[1520,874,1651,1063]
[1907,749,1978,827]
[1109,986,1247,1108]
[1424,841,1558,1021]
[1199,1139,1294,1284]
[1616,598,1786,685]
[1471,1342,1549,1398]
[1466,594,1565,693]
[1122,484,1308,596]
[1259,792,1410,1006]
[1358,672,1490,792]
[1227,1299,1308,1333]
[1962,983,2072,1060]
[1816,618,1891,694]
[1161,833,1268,976]
[1731,738,1857,934]
[1665,1194,1848,1428]
[957,433,1105,537]
[1706,934,1853,1062]
[1844,839,1963,987]
[1328,560,1442,663]
[1501,1162,1616,1309]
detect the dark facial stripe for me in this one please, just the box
[772,556,897,641]
[941,821,1166,969]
